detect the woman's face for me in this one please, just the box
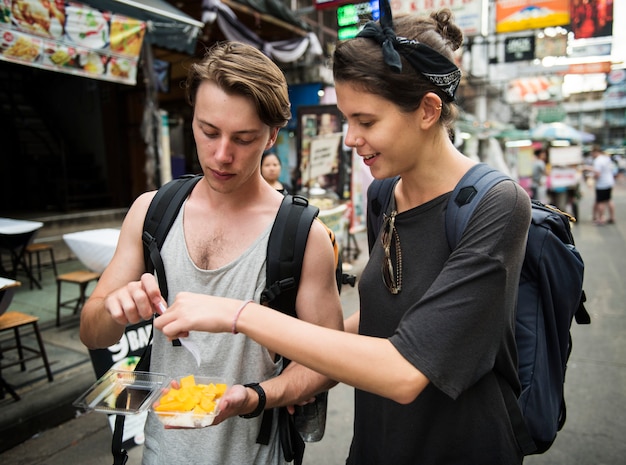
[261,154,282,183]
[336,81,422,180]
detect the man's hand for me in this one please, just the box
[211,384,254,425]
[103,273,165,325]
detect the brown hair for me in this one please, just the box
[332,10,463,129]
[185,42,291,129]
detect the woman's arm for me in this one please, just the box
[256,218,346,409]
[155,296,429,405]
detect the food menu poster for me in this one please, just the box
[0,0,146,85]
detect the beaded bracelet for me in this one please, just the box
[232,300,254,334]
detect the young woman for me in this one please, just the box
[153,3,532,463]
[261,151,291,193]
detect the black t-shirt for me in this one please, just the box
[347,180,531,465]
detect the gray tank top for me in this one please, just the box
[142,203,285,465]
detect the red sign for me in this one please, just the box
[315,0,353,10]
[565,62,612,75]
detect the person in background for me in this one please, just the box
[153,3,532,464]
[261,151,291,193]
[79,41,343,465]
[531,147,547,201]
[590,145,616,225]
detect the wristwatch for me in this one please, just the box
[239,383,266,419]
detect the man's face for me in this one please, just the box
[191,81,276,194]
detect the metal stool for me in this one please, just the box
[0,311,54,401]
[56,270,101,326]
[25,243,58,289]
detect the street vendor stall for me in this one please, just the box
[545,145,584,217]
[295,104,353,256]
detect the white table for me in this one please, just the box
[63,228,120,273]
[0,218,44,235]
[0,218,44,287]
[0,277,20,315]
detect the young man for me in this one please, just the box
[590,145,616,225]
[80,42,343,465]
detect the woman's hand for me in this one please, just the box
[153,293,236,340]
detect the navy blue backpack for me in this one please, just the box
[367,163,590,455]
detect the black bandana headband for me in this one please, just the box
[356,0,461,102]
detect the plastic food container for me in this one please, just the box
[152,375,228,428]
[73,370,168,415]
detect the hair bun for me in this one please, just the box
[431,8,463,51]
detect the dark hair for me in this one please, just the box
[185,42,291,129]
[332,10,462,129]
[261,151,281,166]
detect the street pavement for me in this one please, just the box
[1,179,625,464]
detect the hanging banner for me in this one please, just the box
[0,0,145,85]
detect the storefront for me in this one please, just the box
[0,0,321,216]
[0,0,205,214]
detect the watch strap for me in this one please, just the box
[240,382,266,419]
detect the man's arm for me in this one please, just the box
[256,218,344,410]
[79,192,158,349]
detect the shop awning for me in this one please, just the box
[84,0,204,55]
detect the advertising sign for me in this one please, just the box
[390,0,486,37]
[0,0,145,85]
[315,0,352,9]
[504,35,534,62]
[496,0,570,34]
[570,0,614,39]
[535,29,567,59]
[337,1,379,40]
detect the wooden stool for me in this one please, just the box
[56,270,101,326]
[0,311,54,401]
[25,243,58,289]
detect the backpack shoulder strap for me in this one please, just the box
[142,175,202,301]
[258,195,318,458]
[115,177,200,465]
[262,194,319,318]
[366,176,400,252]
[445,163,510,250]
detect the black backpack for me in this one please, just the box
[135,174,354,465]
[367,163,591,456]
[142,174,354,306]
